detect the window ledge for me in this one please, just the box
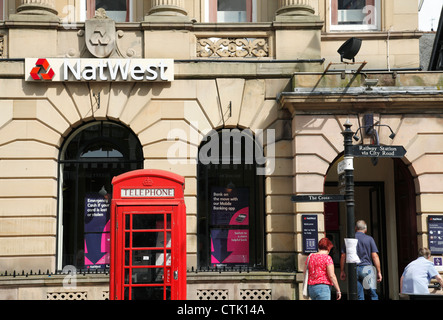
[322,30,424,41]
[0,273,109,286]
[187,271,299,283]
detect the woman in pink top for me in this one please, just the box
[304,238,342,300]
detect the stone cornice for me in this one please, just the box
[0,20,325,32]
[322,30,424,41]
[279,87,443,115]
[279,71,443,114]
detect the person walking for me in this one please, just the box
[304,238,342,300]
[340,220,382,300]
[400,248,443,295]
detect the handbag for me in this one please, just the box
[302,254,312,299]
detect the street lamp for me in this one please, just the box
[353,124,396,142]
[352,122,396,166]
[342,120,358,300]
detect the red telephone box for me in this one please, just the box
[110,169,186,300]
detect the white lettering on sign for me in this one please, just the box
[121,188,175,198]
[25,58,174,82]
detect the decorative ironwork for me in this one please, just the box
[197,289,229,300]
[197,37,269,58]
[47,291,88,300]
[240,289,272,300]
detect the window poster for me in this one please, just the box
[210,187,249,265]
[211,187,249,226]
[211,229,249,265]
[84,188,111,269]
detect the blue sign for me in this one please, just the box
[302,215,318,254]
[428,216,443,255]
[292,194,345,203]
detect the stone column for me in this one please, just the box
[11,0,59,21]
[9,0,59,58]
[275,0,316,21]
[145,0,190,22]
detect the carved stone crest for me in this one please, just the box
[85,8,116,58]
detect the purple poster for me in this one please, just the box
[211,187,249,225]
[211,229,249,265]
[210,187,249,265]
[84,192,111,269]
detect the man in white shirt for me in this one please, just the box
[400,248,443,295]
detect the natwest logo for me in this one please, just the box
[25,58,174,82]
[63,59,171,82]
[30,59,55,81]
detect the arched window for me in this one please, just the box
[197,129,265,269]
[58,121,143,270]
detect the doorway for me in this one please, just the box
[325,181,388,299]
[355,182,388,299]
[325,157,417,299]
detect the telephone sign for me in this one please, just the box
[110,170,186,300]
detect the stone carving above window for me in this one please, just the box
[197,37,269,58]
[66,8,140,59]
[85,9,116,58]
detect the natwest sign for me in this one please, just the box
[25,58,174,82]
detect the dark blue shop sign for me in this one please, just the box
[428,216,443,254]
[351,145,406,158]
[302,215,318,254]
[292,194,345,203]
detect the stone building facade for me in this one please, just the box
[0,0,441,300]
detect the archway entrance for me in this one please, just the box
[58,121,144,271]
[325,156,417,299]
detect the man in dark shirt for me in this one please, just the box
[340,220,382,300]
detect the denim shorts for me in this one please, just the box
[308,284,331,300]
